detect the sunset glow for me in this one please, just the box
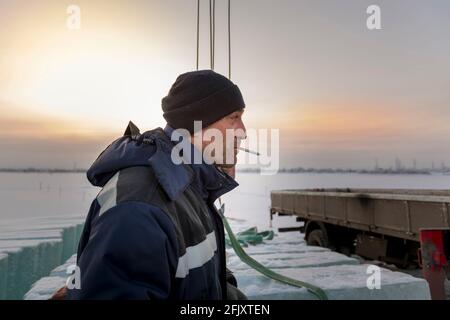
[1,0,450,169]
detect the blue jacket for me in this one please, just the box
[67,122,238,300]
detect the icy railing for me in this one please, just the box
[0,215,84,300]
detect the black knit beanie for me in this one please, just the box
[162,70,245,134]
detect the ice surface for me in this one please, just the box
[227,251,359,270]
[0,254,8,300]
[24,255,77,300]
[0,230,63,240]
[0,216,84,300]
[235,264,431,300]
[24,277,68,300]
[226,221,430,300]
[227,243,330,256]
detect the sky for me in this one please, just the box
[0,0,449,169]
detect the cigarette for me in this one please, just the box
[239,147,260,156]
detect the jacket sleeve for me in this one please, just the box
[67,201,179,300]
[226,268,248,300]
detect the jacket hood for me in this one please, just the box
[87,121,238,203]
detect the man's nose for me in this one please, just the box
[236,119,247,140]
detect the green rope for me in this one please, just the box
[225,227,274,247]
[219,205,328,300]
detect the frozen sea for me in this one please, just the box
[2,171,450,229]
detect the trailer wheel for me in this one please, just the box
[307,229,329,247]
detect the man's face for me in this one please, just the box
[193,109,246,168]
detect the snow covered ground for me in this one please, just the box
[24,219,432,300]
[0,215,84,300]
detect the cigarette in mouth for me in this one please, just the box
[239,147,260,156]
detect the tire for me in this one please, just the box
[307,229,329,248]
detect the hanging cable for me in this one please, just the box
[212,0,216,70]
[228,0,231,79]
[196,0,200,70]
[209,0,213,70]
[208,0,216,70]
[198,0,227,73]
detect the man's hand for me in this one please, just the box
[50,286,68,300]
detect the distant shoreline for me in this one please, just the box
[236,168,441,175]
[0,168,87,174]
[1,167,449,176]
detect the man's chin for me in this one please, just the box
[215,164,236,179]
[215,155,238,169]
[216,163,236,169]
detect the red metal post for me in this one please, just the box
[419,228,450,300]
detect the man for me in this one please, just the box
[67,70,247,300]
